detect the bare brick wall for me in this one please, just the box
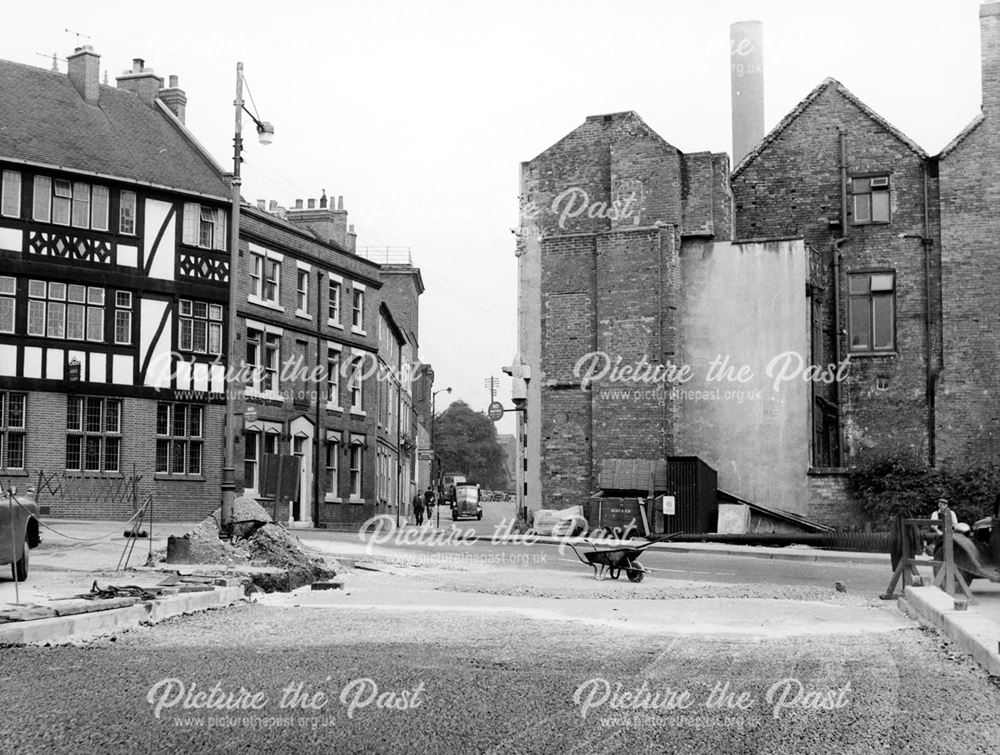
[806,471,865,527]
[731,82,940,470]
[527,111,718,509]
[378,269,422,350]
[593,228,676,468]
[13,391,224,521]
[681,152,714,235]
[938,111,1000,464]
[540,388,592,508]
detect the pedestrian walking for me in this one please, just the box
[423,487,436,527]
[412,493,425,526]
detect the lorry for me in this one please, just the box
[440,472,467,504]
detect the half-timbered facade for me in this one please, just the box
[0,49,232,519]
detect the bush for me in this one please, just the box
[847,453,1000,526]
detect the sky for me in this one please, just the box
[2,0,987,435]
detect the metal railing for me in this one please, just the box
[357,247,412,265]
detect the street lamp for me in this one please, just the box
[221,62,274,535]
[431,386,451,528]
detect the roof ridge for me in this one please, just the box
[939,111,986,158]
[733,77,927,177]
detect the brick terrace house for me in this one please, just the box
[0,48,233,520]
[234,200,384,529]
[514,3,1000,527]
[251,200,428,528]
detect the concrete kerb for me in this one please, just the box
[0,585,245,646]
[445,533,888,566]
[899,585,1000,676]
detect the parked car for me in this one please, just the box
[1,486,41,581]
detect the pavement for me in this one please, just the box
[0,519,246,645]
[3,519,1000,678]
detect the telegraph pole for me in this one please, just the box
[484,376,499,405]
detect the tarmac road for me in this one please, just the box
[1,592,999,754]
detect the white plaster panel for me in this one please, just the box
[112,354,134,385]
[117,244,138,267]
[175,360,192,391]
[0,227,22,253]
[144,199,175,280]
[193,362,209,392]
[0,344,16,376]
[89,352,106,383]
[46,348,64,380]
[210,364,225,394]
[23,347,42,378]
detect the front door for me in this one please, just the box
[289,416,314,527]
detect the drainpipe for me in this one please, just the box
[314,269,323,527]
[922,164,935,466]
[832,126,848,466]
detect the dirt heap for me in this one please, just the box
[245,523,336,592]
[210,496,273,539]
[153,511,336,592]
[171,517,251,565]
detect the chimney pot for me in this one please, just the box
[338,196,344,210]
[295,199,304,209]
[308,198,316,209]
[269,200,278,211]
[320,190,328,209]
[169,75,178,88]
[133,58,144,73]
[257,200,266,210]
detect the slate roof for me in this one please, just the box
[732,78,928,178]
[939,112,985,158]
[0,58,229,200]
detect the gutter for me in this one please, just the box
[832,127,848,465]
[922,163,936,465]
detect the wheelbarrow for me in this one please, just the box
[565,534,680,582]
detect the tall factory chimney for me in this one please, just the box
[730,20,765,167]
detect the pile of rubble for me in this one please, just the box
[148,496,337,592]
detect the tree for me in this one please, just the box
[434,400,508,489]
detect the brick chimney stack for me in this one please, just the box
[982,3,1000,114]
[116,58,163,106]
[67,45,101,105]
[158,74,187,123]
[285,191,351,250]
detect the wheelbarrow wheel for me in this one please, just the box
[626,560,645,583]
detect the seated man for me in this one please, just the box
[930,497,958,538]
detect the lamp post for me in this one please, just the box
[221,62,274,535]
[431,386,451,528]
